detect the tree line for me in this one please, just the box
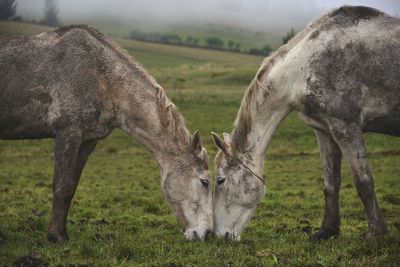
[129,28,296,56]
[129,30,243,51]
[1,0,297,56]
[129,30,287,56]
[0,0,60,27]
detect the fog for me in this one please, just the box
[16,0,400,32]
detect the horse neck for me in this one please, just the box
[230,11,331,175]
[111,63,192,169]
[231,58,292,176]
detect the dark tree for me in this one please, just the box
[185,36,199,46]
[261,44,273,55]
[160,34,182,45]
[282,28,295,44]
[234,43,241,51]
[43,0,59,27]
[0,0,17,20]
[206,37,224,49]
[249,48,260,55]
[192,37,199,46]
[227,40,235,50]
[186,36,193,44]
[248,44,273,56]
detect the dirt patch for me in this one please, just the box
[105,146,118,154]
[13,254,47,267]
[370,150,400,156]
[298,219,312,234]
[94,218,109,225]
[343,183,353,189]
[93,233,115,242]
[34,181,46,187]
[32,209,45,217]
[383,195,400,205]
[0,231,5,245]
[275,223,289,233]
[163,263,182,267]
[301,226,312,234]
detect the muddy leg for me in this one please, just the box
[309,129,342,242]
[330,122,387,238]
[72,140,98,192]
[48,129,97,243]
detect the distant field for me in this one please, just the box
[0,21,52,35]
[63,17,286,50]
[0,21,399,266]
[157,23,285,50]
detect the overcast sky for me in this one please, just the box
[16,0,400,31]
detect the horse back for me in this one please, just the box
[298,9,400,136]
[0,27,115,140]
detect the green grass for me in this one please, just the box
[1,21,400,266]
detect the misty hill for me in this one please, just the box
[64,17,287,50]
[15,0,400,50]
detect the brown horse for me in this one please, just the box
[212,6,400,241]
[0,25,213,243]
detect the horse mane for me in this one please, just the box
[54,25,192,150]
[155,86,192,151]
[231,6,367,152]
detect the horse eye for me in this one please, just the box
[200,179,209,188]
[217,177,226,186]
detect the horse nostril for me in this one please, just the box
[204,229,213,240]
[224,232,230,240]
[193,231,199,239]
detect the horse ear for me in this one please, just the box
[192,130,202,154]
[222,132,231,144]
[211,132,229,155]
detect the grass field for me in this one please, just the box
[0,21,400,266]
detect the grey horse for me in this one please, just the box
[212,6,399,241]
[0,25,213,243]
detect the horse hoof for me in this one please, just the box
[308,229,339,242]
[47,232,69,244]
[363,228,387,240]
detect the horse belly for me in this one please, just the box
[0,91,54,140]
[363,103,400,136]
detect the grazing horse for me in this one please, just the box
[0,25,213,243]
[212,6,400,240]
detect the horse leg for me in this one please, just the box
[329,121,387,238]
[48,129,97,243]
[73,140,97,185]
[309,129,342,241]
